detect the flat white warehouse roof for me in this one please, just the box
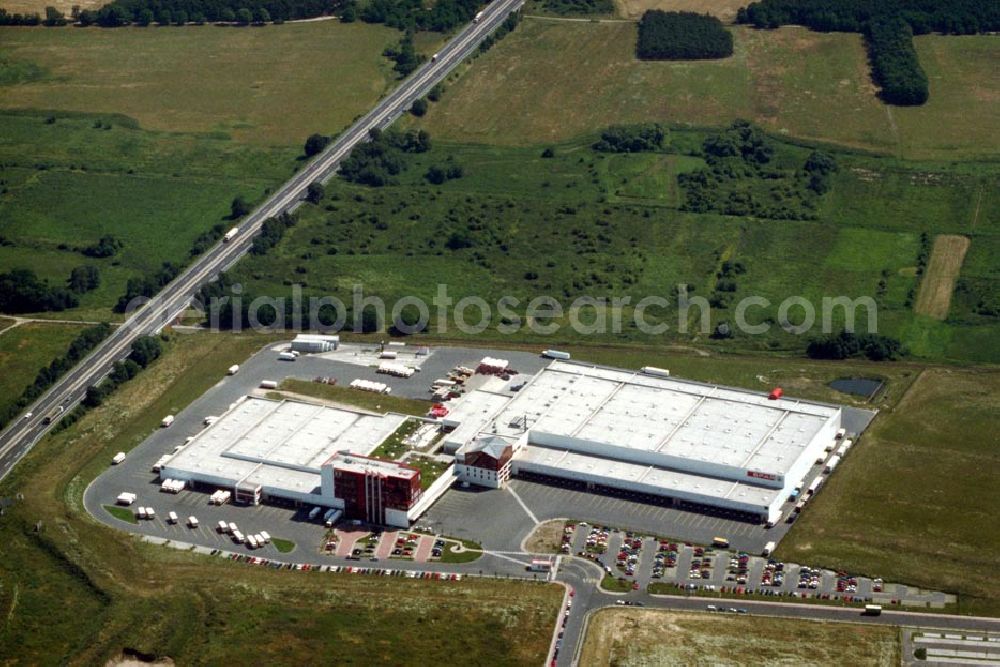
[486,361,839,479]
[162,397,407,493]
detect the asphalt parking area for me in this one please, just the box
[507,478,778,554]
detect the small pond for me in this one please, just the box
[829,377,884,399]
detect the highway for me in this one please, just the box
[0,0,523,484]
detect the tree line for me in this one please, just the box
[352,0,482,32]
[592,123,665,153]
[0,323,112,431]
[736,0,999,105]
[1,0,342,26]
[806,330,904,361]
[637,10,733,60]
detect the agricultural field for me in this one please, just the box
[226,131,1000,363]
[0,21,400,145]
[915,235,970,320]
[0,321,83,417]
[415,21,1000,160]
[580,609,899,666]
[0,330,561,665]
[779,367,1000,617]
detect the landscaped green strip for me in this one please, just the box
[271,538,295,553]
[103,504,138,524]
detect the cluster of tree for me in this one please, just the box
[305,181,325,204]
[73,0,341,26]
[803,150,838,194]
[358,0,482,32]
[679,120,835,219]
[736,0,999,106]
[43,6,68,24]
[806,330,904,361]
[189,223,228,256]
[82,335,162,409]
[477,8,520,54]
[304,133,331,158]
[540,0,612,16]
[0,268,79,313]
[0,323,112,431]
[592,123,665,153]
[230,196,252,219]
[68,265,101,293]
[708,259,748,308]
[338,128,431,187]
[867,17,927,106]
[0,8,42,24]
[425,160,463,185]
[250,212,298,255]
[384,31,424,77]
[113,262,180,313]
[82,235,123,258]
[637,10,733,60]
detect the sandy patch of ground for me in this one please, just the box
[914,234,970,319]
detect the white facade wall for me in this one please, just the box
[455,463,506,489]
[384,507,409,528]
[777,414,840,501]
[407,466,456,521]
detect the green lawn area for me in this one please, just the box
[413,21,999,160]
[271,538,296,554]
[600,574,633,593]
[102,504,138,524]
[0,330,562,665]
[276,379,431,416]
[0,21,401,146]
[368,419,424,459]
[779,367,1000,616]
[439,539,483,564]
[0,321,83,418]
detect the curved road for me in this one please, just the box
[0,0,523,483]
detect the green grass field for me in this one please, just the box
[0,111,294,321]
[413,21,999,160]
[0,331,561,665]
[779,367,1000,616]
[228,131,1000,363]
[0,321,83,417]
[0,22,401,146]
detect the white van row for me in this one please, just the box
[217,521,271,549]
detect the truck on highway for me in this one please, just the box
[863,604,882,616]
[223,227,239,242]
[42,405,65,425]
[111,452,126,465]
[474,10,483,22]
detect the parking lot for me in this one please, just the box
[555,521,955,609]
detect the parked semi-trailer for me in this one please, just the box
[762,541,776,557]
[864,604,882,616]
[542,349,571,360]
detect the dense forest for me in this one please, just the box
[337,128,431,186]
[736,0,1000,105]
[637,11,733,60]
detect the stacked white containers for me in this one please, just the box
[290,334,340,353]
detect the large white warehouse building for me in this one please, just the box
[444,360,841,524]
